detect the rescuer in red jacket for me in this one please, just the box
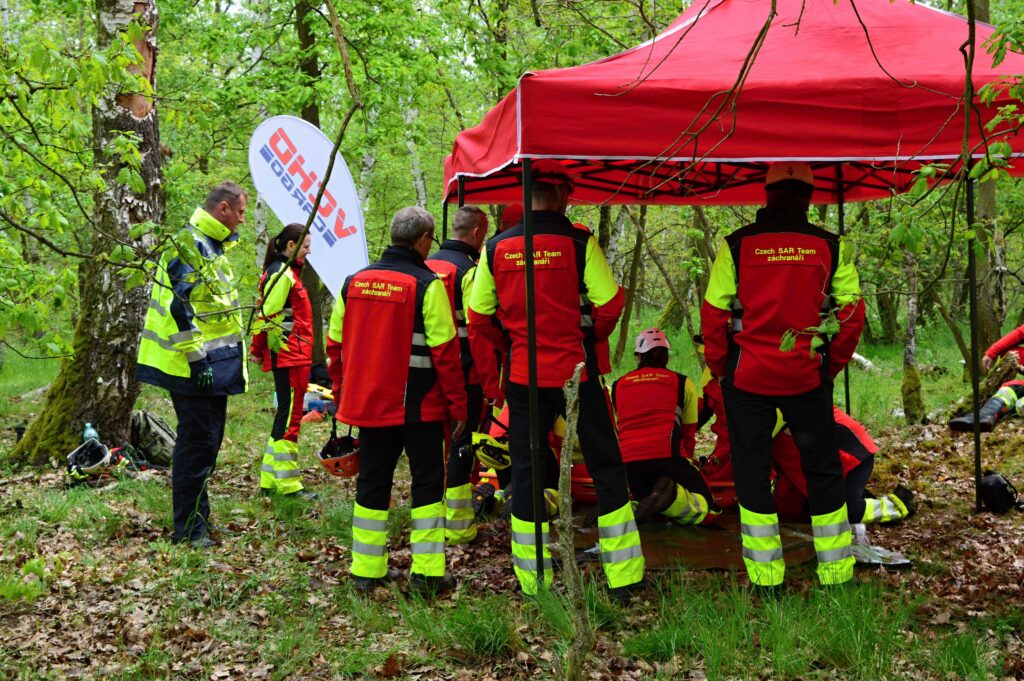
[426,206,490,545]
[499,204,523,234]
[467,160,645,598]
[327,207,467,597]
[250,223,317,499]
[611,329,717,526]
[700,161,866,590]
[949,323,1024,432]
[773,407,915,525]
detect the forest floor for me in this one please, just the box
[1,336,1023,680]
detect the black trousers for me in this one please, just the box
[170,393,228,542]
[446,383,484,488]
[357,422,445,511]
[507,379,630,522]
[722,381,845,518]
[625,457,714,507]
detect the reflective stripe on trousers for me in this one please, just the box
[598,502,645,589]
[410,502,446,577]
[444,483,477,545]
[739,505,785,587]
[351,503,389,579]
[663,484,710,526]
[260,437,304,494]
[861,495,904,524]
[812,504,854,585]
[511,515,552,595]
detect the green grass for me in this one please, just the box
[0,351,58,423]
[622,575,924,679]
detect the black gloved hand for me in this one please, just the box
[190,359,214,392]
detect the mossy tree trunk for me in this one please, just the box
[901,250,925,425]
[972,0,1005,352]
[876,289,900,344]
[11,0,163,465]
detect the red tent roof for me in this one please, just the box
[444,0,1024,205]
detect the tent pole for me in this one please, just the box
[458,177,466,208]
[836,165,851,415]
[966,176,983,513]
[522,159,545,587]
[442,200,449,241]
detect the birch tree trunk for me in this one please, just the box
[296,0,326,364]
[12,0,164,464]
[402,100,427,207]
[614,212,644,367]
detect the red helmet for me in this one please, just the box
[319,424,359,478]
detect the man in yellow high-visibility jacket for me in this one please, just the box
[137,181,249,549]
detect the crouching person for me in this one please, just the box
[612,329,719,526]
[327,207,467,597]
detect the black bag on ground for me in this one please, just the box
[130,410,175,466]
[979,470,1024,513]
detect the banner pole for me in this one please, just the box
[522,159,545,589]
[442,200,449,242]
[458,177,465,208]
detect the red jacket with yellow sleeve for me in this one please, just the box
[326,246,467,427]
[250,256,313,371]
[611,367,698,463]
[467,211,624,391]
[700,210,865,395]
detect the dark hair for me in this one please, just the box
[204,181,246,211]
[263,223,307,269]
[452,206,487,236]
[765,180,813,223]
[637,347,670,369]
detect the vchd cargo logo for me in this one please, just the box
[258,127,357,248]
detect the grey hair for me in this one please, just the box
[452,206,487,237]
[204,181,246,211]
[390,206,435,246]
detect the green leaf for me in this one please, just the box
[809,335,825,358]
[779,329,797,353]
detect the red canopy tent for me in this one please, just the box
[441,0,1023,570]
[443,0,1024,205]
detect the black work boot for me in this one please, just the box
[635,476,677,522]
[892,485,918,518]
[353,568,401,596]
[409,571,457,599]
[949,396,1009,433]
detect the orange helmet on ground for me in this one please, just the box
[320,422,359,478]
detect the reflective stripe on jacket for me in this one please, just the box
[326,246,467,427]
[136,207,248,396]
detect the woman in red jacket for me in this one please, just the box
[251,223,316,499]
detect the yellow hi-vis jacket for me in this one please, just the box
[136,208,248,397]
